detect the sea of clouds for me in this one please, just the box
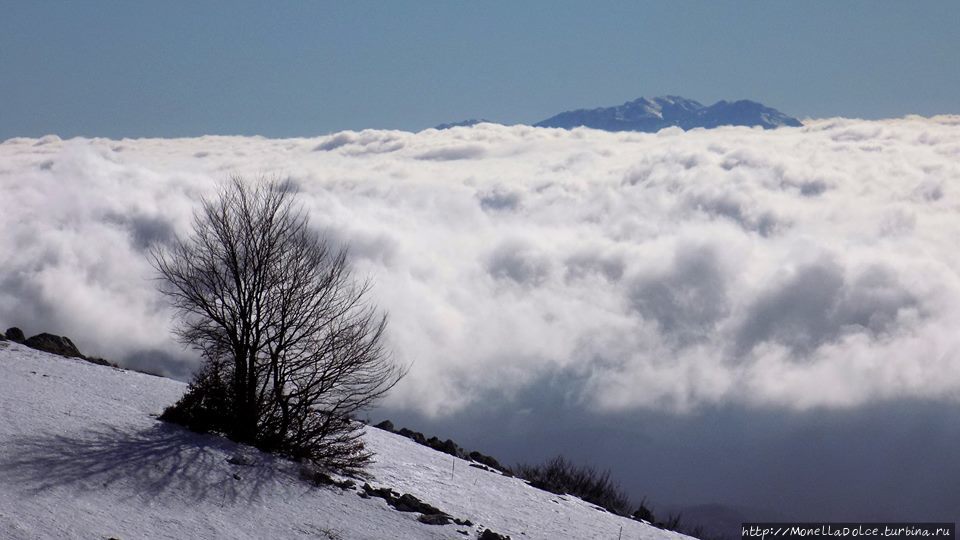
[2,117,960,416]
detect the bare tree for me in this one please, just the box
[153,177,405,473]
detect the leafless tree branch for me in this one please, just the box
[153,176,406,473]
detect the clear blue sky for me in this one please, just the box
[2,1,958,139]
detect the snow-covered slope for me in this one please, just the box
[0,341,691,540]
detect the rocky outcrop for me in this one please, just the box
[479,529,511,540]
[362,484,428,512]
[359,483,470,526]
[417,513,452,525]
[396,427,427,445]
[23,333,84,359]
[425,436,467,459]
[83,356,115,367]
[469,450,507,473]
[5,327,25,343]
[373,420,394,432]
[5,326,118,367]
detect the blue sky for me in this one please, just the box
[2,1,958,139]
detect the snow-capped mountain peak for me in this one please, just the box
[534,95,800,132]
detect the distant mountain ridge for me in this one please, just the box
[434,119,493,130]
[436,95,802,131]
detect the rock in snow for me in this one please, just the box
[4,327,24,343]
[22,332,84,359]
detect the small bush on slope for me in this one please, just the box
[160,359,232,434]
[514,456,708,535]
[514,455,633,516]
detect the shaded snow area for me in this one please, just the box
[0,342,691,540]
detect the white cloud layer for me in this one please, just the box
[3,117,960,416]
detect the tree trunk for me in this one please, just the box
[232,348,253,442]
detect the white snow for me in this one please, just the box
[0,341,692,540]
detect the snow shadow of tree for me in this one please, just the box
[0,421,307,504]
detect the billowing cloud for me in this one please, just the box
[2,117,960,415]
